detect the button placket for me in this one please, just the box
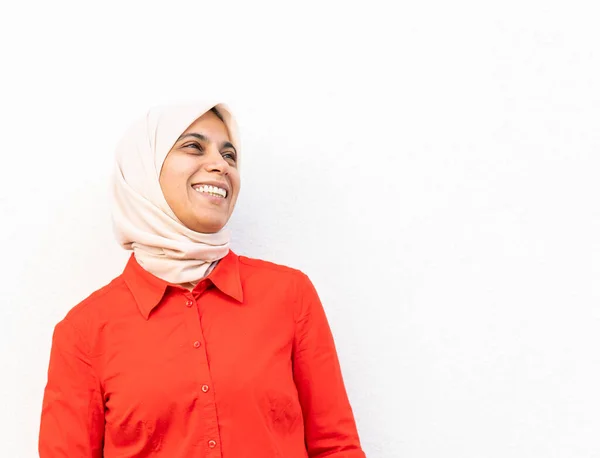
[185,298,203,349]
[181,291,221,450]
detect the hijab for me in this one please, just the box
[111,101,240,285]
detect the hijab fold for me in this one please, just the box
[111,101,240,285]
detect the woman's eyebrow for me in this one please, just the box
[222,141,237,154]
[177,133,208,142]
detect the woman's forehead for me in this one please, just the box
[180,110,231,141]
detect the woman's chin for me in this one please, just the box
[188,217,227,234]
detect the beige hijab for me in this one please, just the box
[111,101,240,285]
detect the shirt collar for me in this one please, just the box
[207,250,244,304]
[122,250,244,320]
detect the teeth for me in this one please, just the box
[193,184,227,198]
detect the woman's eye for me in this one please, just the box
[184,143,203,152]
[222,152,236,161]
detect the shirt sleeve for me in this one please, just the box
[293,274,366,458]
[39,319,104,457]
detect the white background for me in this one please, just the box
[1,1,599,457]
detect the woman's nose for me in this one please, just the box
[203,147,229,173]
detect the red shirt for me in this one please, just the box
[39,251,365,457]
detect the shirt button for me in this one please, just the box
[201,384,210,393]
[193,341,201,348]
[186,300,193,307]
[208,440,217,448]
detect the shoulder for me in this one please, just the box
[235,255,321,322]
[236,254,316,297]
[58,275,131,334]
[238,255,309,282]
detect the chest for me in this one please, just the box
[96,289,300,448]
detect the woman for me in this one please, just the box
[39,101,365,457]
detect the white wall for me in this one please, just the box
[1,1,599,457]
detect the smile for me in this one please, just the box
[192,184,228,198]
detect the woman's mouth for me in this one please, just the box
[192,184,228,199]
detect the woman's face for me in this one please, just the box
[159,110,240,233]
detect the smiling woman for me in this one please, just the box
[38,101,366,457]
[160,108,240,234]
